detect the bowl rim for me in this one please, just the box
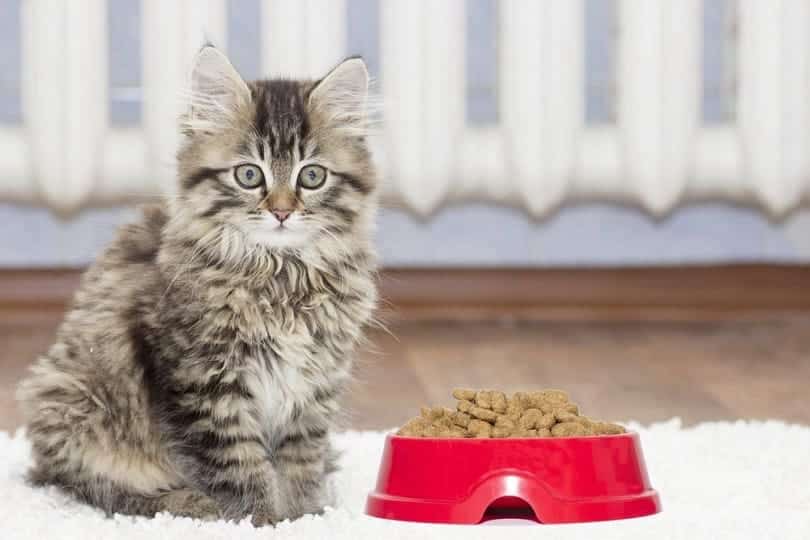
[388,430,636,441]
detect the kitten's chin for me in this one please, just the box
[245,226,311,250]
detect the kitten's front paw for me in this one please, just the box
[249,501,324,526]
[161,489,221,521]
[280,495,329,522]
[300,498,329,517]
[250,507,281,528]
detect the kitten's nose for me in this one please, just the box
[272,209,292,223]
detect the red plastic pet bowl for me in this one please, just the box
[366,432,661,524]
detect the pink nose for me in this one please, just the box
[272,209,292,223]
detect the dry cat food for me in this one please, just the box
[397,389,626,438]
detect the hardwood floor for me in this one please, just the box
[3,307,809,432]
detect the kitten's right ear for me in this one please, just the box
[187,46,250,127]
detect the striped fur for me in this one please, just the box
[17,49,377,526]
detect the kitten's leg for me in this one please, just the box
[23,374,272,523]
[19,350,223,520]
[159,388,283,525]
[273,427,335,518]
[23,403,221,520]
[181,433,281,526]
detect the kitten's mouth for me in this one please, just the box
[245,220,307,249]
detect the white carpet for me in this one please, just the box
[1,419,808,539]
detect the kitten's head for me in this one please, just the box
[174,47,376,258]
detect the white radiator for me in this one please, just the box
[2,0,809,217]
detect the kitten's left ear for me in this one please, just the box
[187,46,251,127]
[308,57,369,126]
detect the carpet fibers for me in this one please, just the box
[1,419,808,539]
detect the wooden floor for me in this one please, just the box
[2,308,809,432]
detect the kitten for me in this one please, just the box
[17,47,378,526]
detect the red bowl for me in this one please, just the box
[366,432,661,524]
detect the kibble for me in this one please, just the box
[452,388,477,401]
[551,422,590,437]
[457,400,474,414]
[469,406,498,422]
[396,388,626,438]
[468,419,492,438]
[491,391,508,413]
[450,411,471,428]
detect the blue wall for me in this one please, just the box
[3,202,810,268]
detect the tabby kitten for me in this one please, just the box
[17,47,378,525]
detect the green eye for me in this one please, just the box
[297,164,327,190]
[234,164,264,189]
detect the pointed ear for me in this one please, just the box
[308,57,369,129]
[186,46,250,129]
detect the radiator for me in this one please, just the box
[1,0,809,217]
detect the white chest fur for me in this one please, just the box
[240,348,317,439]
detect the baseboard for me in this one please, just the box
[380,265,810,320]
[2,265,810,321]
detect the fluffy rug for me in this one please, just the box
[1,419,808,539]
